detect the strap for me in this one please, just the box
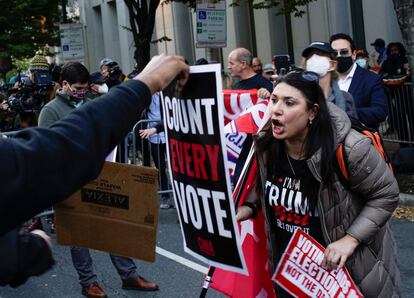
[361,130,393,172]
[335,143,349,182]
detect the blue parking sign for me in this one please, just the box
[198,10,207,19]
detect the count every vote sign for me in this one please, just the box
[161,64,247,274]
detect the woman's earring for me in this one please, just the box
[309,119,313,125]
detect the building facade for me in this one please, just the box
[78,0,403,74]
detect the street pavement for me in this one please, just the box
[0,209,413,297]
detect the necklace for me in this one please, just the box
[285,150,296,177]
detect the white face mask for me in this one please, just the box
[306,54,331,77]
[97,83,109,94]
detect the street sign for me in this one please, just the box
[196,0,227,48]
[59,23,85,62]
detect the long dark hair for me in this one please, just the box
[254,70,335,209]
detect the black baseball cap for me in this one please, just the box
[370,38,385,48]
[90,72,106,84]
[302,41,334,58]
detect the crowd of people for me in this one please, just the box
[0,31,411,297]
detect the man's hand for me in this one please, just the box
[257,88,271,99]
[135,54,189,93]
[139,128,157,139]
[30,229,52,250]
[321,234,360,270]
[1,100,9,111]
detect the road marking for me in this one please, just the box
[156,246,208,274]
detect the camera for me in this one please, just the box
[107,62,122,79]
[8,72,53,112]
[273,55,293,75]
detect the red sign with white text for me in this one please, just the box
[273,229,363,298]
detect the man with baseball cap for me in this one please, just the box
[99,58,125,89]
[371,38,387,65]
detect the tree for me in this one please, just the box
[124,0,316,71]
[392,0,413,80]
[124,0,160,72]
[0,0,60,78]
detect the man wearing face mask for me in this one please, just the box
[89,72,109,98]
[302,41,358,120]
[38,62,158,298]
[38,62,90,128]
[355,49,370,70]
[330,33,387,130]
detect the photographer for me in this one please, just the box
[7,53,54,129]
[100,58,125,89]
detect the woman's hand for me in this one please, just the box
[321,234,360,270]
[139,128,157,139]
[236,205,253,221]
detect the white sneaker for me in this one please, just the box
[160,197,173,209]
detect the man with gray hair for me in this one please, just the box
[227,48,273,188]
[227,48,273,92]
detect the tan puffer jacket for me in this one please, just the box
[254,103,400,297]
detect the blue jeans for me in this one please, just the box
[70,247,139,287]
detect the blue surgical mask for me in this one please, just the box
[355,58,367,69]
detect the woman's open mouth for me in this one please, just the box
[272,119,284,135]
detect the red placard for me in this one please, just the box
[273,229,363,298]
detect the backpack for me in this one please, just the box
[335,119,393,184]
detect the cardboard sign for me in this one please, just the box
[274,229,363,298]
[55,162,159,262]
[162,64,247,274]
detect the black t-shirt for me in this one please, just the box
[265,154,325,259]
[381,56,409,77]
[233,74,273,93]
[265,155,325,297]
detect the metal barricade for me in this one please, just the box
[380,82,414,144]
[127,119,173,199]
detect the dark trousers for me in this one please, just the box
[150,142,169,198]
[70,247,138,287]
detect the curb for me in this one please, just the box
[399,193,414,207]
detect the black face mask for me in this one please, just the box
[336,56,354,74]
[389,53,400,60]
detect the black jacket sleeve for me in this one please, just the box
[0,229,54,287]
[0,80,151,236]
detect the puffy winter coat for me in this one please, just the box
[253,103,400,297]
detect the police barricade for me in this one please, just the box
[380,82,414,145]
[127,119,173,200]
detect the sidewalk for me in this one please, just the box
[399,193,414,206]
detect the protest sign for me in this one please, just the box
[161,64,246,274]
[274,229,363,298]
[223,89,259,125]
[224,97,268,179]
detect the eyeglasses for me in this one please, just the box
[332,49,351,58]
[286,70,319,83]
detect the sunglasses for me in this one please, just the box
[286,70,319,83]
[332,49,351,58]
